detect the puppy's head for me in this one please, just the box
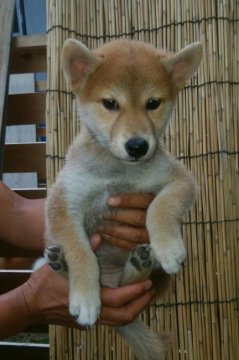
[62,39,202,163]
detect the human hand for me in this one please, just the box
[92,192,154,250]
[22,264,154,329]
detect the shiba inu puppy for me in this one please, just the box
[44,38,202,359]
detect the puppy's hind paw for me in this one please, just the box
[120,244,154,285]
[44,245,68,278]
[130,244,154,272]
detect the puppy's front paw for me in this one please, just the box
[70,289,101,326]
[153,239,186,274]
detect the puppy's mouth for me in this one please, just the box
[111,152,155,164]
[127,157,146,163]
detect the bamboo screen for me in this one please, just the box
[46,0,238,359]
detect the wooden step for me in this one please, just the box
[7,93,46,126]
[0,241,42,258]
[3,142,46,182]
[0,0,15,165]
[0,342,49,360]
[15,188,47,199]
[0,270,31,294]
[10,35,46,74]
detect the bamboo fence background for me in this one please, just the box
[45,0,238,359]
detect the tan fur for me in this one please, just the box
[45,38,202,359]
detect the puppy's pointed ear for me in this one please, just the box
[162,42,202,89]
[62,39,103,89]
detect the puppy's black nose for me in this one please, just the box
[125,137,149,159]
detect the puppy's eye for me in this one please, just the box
[102,99,120,111]
[146,98,161,110]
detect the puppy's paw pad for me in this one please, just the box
[130,244,154,272]
[44,245,68,273]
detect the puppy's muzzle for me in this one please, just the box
[125,137,149,159]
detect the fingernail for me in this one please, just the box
[90,234,101,249]
[144,280,153,291]
[107,196,121,206]
[102,233,110,240]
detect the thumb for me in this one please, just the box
[90,233,102,251]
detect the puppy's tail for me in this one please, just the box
[116,318,170,360]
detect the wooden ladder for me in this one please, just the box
[0,0,49,358]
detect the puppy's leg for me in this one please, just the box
[120,244,155,286]
[46,187,101,326]
[147,164,196,275]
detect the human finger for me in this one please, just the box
[100,280,153,307]
[98,282,154,325]
[98,224,149,245]
[101,233,149,250]
[103,209,146,227]
[107,193,154,209]
[90,234,102,251]
[98,290,154,326]
[100,234,136,250]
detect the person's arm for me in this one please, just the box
[0,181,44,252]
[0,284,30,339]
[0,181,153,251]
[0,264,154,339]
